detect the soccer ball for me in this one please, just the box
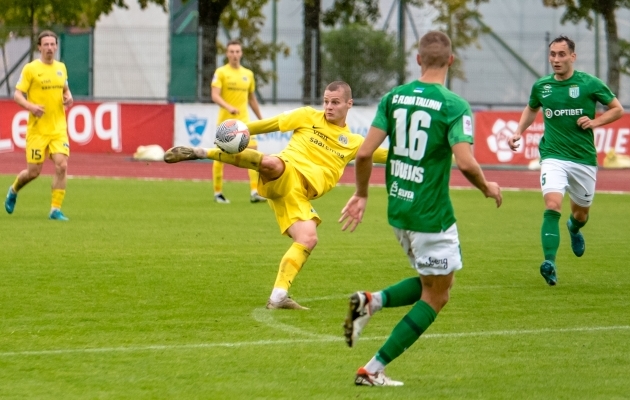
[214,119,250,154]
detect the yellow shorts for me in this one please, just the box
[258,157,321,235]
[26,133,70,164]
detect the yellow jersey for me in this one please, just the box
[276,107,366,199]
[15,59,68,137]
[211,64,256,123]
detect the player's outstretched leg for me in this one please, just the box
[354,368,404,387]
[566,219,585,257]
[5,186,17,214]
[344,292,373,348]
[164,146,203,163]
[540,260,557,286]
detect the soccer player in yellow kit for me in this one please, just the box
[211,39,264,204]
[165,81,388,309]
[5,30,73,221]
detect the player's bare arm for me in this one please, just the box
[452,142,502,207]
[14,90,44,117]
[248,92,263,120]
[211,86,239,115]
[577,98,624,130]
[509,105,539,151]
[340,126,387,232]
[63,85,73,108]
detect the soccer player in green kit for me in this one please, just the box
[508,35,624,286]
[339,31,502,386]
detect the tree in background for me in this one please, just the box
[542,0,629,97]
[321,24,404,101]
[315,0,489,100]
[219,0,289,93]
[0,0,167,60]
[196,0,288,100]
[429,0,489,88]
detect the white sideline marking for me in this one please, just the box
[251,307,338,341]
[0,325,628,357]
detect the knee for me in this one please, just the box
[544,200,562,212]
[301,235,318,251]
[259,156,284,180]
[55,160,68,175]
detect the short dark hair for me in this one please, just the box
[37,30,58,45]
[325,81,352,100]
[226,39,242,48]
[549,35,575,53]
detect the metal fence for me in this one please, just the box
[1,20,629,107]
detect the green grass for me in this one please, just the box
[1,176,629,399]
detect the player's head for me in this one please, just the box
[37,30,58,63]
[417,31,453,70]
[323,81,353,127]
[226,39,243,67]
[548,35,576,78]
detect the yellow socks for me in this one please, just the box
[51,189,66,210]
[248,169,259,193]
[11,177,21,192]
[213,161,224,194]
[273,243,311,291]
[206,148,263,171]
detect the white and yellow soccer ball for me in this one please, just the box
[214,119,250,154]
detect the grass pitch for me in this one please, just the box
[0,176,629,399]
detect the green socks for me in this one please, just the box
[381,277,423,308]
[375,300,437,364]
[541,209,561,261]
[569,214,588,233]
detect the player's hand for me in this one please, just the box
[483,182,502,208]
[577,116,596,130]
[508,133,521,151]
[30,104,45,118]
[63,94,73,108]
[339,195,367,232]
[228,106,239,115]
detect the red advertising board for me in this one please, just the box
[474,111,630,166]
[0,100,173,154]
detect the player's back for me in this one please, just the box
[375,81,473,232]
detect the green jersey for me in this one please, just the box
[528,71,615,166]
[372,81,474,233]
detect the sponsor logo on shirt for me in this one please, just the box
[544,108,584,118]
[388,181,414,202]
[463,116,473,136]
